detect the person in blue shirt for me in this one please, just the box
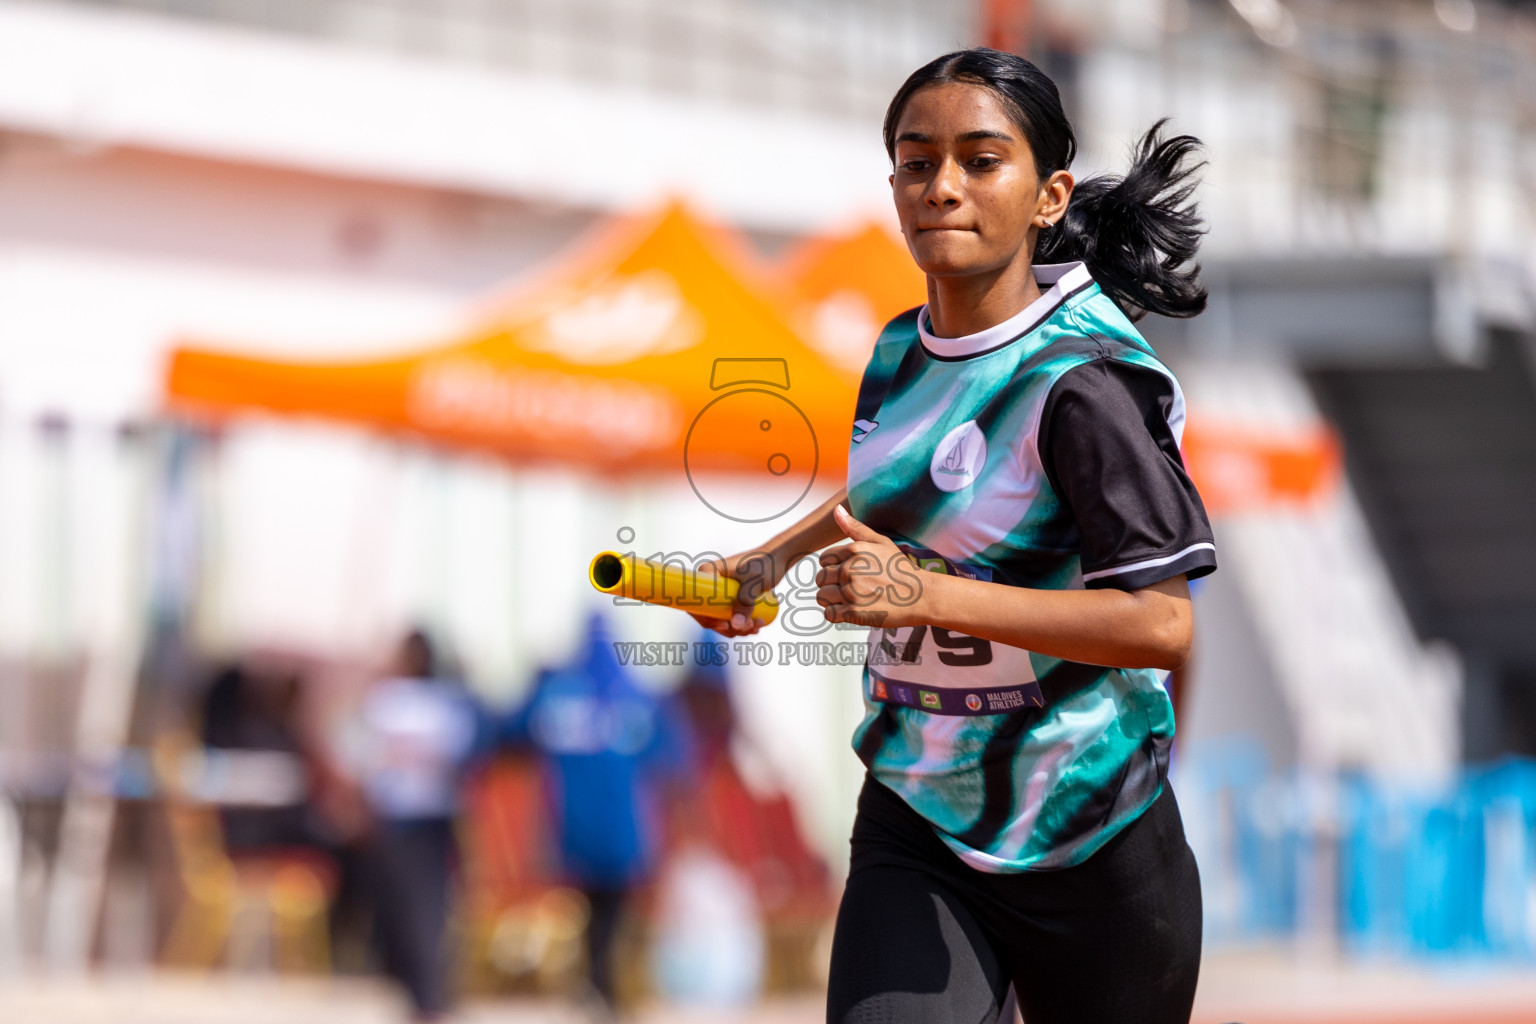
[505,614,690,1010]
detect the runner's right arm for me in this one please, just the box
[695,486,848,637]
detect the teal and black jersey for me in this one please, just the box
[846,261,1216,872]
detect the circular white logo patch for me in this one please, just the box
[930,420,987,492]
[965,694,983,712]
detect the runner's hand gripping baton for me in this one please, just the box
[587,551,779,626]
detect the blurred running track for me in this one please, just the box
[2,954,1535,1023]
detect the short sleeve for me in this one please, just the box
[1038,359,1217,591]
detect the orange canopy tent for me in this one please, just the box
[774,221,926,376]
[166,204,860,492]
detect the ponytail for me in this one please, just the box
[1035,120,1207,321]
[884,50,1208,322]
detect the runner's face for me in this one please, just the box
[890,83,1049,279]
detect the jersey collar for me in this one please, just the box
[917,262,1094,360]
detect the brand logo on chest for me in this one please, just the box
[929,420,987,492]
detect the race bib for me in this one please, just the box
[864,548,1045,716]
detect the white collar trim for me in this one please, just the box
[916,262,1093,359]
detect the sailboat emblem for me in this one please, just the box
[929,420,986,492]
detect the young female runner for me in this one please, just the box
[701,47,1214,1024]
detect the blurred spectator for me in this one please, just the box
[665,646,831,995]
[674,654,733,771]
[650,843,764,1006]
[348,630,489,1022]
[504,615,689,1014]
[198,662,324,852]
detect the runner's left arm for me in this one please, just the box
[817,506,1194,671]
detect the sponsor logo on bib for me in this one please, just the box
[965,693,983,712]
[986,690,1031,712]
[873,680,888,700]
[930,420,987,492]
[919,690,942,710]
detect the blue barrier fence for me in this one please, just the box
[1177,744,1536,960]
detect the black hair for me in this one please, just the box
[401,627,436,679]
[883,47,1207,322]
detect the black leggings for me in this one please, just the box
[827,777,1202,1024]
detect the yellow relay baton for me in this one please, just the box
[587,551,779,626]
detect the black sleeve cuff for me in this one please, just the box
[1082,543,1217,592]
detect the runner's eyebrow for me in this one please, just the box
[895,129,1015,145]
[957,129,1014,143]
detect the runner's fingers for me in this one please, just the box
[822,602,856,624]
[816,583,868,608]
[816,559,875,589]
[819,542,891,571]
[717,616,758,637]
[692,608,754,636]
[690,613,733,635]
[819,544,854,567]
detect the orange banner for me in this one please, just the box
[1182,422,1343,516]
[167,204,860,499]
